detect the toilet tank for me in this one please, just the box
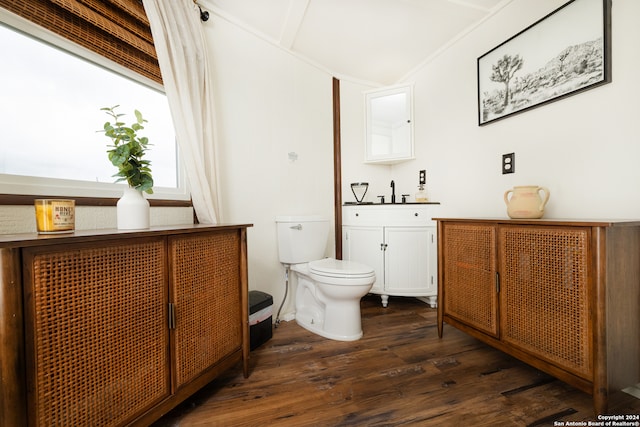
[275,215,330,264]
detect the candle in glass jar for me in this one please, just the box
[34,199,75,233]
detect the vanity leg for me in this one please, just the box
[380,295,389,307]
[427,296,437,308]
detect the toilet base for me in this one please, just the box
[290,262,373,342]
[295,307,363,341]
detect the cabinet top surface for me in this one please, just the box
[344,202,440,206]
[0,223,253,248]
[434,217,640,227]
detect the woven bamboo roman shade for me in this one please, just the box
[0,0,162,84]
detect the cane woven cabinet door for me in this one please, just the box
[169,230,243,389]
[498,225,593,379]
[23,237,170,427]
[441,222,498,337]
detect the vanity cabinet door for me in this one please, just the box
[440,222,498,337]
[23,237,170,427]
[384,226,434,295]
[342,226,385,293]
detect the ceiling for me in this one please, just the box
[201,0,508,85]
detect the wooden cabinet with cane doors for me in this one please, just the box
[0,225,250,427]
[436,218,640,415]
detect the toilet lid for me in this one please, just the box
[309,258,375,279]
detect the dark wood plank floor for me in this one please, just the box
[152,295,640,426]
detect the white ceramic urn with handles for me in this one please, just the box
[504,186,550,219]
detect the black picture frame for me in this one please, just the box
[477,0,611,126]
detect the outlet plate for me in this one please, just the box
[502,153,515,174]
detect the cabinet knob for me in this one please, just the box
[414,212,419,217]
[355,213,359,217]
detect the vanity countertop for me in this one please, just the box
[343,202,440,206]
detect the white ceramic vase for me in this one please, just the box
[117,187,150,230]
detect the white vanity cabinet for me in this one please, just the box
[342,204,438,307]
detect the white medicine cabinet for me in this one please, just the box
[364,84,414,164]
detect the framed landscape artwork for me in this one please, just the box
[477,0,611,126]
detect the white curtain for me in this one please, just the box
[142,0,220,224]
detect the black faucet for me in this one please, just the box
[390,180,396,204]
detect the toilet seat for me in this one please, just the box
[309,258,375,280]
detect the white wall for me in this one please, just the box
[340,80,398,204]
[209,0,640,319]
[203,16,335,317]
[344,0,640,220]
[5,0,636,319]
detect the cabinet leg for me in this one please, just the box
[380,295,389,307]
[0,248,26,427]
[437,302,443,338]
[593,383,608,415]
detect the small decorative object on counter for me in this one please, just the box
[350,182,370,204]
[117,187,150,229]
[415,184,428,203]
[504,185,550,219]
[34,199,75,233]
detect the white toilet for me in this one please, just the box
[275,215,375,341]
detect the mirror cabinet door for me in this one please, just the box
[365,84,414,164]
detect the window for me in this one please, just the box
[0,10,187,200]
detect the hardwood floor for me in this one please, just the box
[152,295,640,426]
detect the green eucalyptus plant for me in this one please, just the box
[100,105,154,194]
